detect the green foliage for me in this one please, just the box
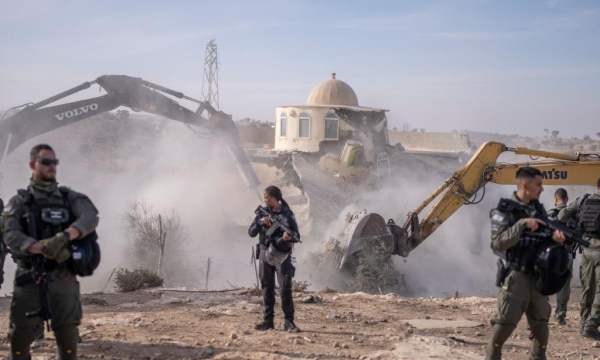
[114,268,164,293]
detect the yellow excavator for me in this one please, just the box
[322,141,600,270]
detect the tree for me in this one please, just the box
[583,134,592,141]
[551,130,560,138]
[596,132,600,139]
[543,129,549,138]
[122,200,188,281]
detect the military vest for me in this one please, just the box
[18,187,73,240]
[496,198,553,274]
[579,195,600,237]
[17,187,74,271]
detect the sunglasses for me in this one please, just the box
[39,158,60,166]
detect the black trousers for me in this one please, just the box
[259,253,295,321]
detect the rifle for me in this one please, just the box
[20,210,52,332]
[255,206,301,244]
[501,198,591,248]
[537,215,590,248]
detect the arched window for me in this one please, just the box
[299,112,311,138]
[324,113,339,140]
[279,112,287,137]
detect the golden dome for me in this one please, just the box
[306,73,359,106]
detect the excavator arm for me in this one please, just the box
[325,141,600,270]
[0,75,259,192]
[391,141,600,257]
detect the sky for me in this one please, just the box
[0,0,599,138]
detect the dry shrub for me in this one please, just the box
[114,268,164,293]
[292,280,311,292]
[346,237,405,294]
[122,200,188,279]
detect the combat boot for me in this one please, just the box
[284,319,300,333]
[254,320,274,331]
[581,329,600,340]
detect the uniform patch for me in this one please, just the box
[491,213,505,222]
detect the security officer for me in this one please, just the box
[248,185,300,333]
[559,177,600,339]
[486,167,566,360]
[549,188,572,325]
[1,144,99,360]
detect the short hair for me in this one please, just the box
[30,144,54,162]
[597,177,600,189]
[516,167,542,187]
[554,188,568,200]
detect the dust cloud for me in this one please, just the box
[299,153,596,298]
[0,112,259,295]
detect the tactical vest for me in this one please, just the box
[495,198,553,274]
[18,187,73,272]
[18,187,100,276]
[578,196,600,237]
[547,207,561,220]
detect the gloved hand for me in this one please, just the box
[41,232,70,260]
[55,247,71,264]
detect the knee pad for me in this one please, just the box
[9,326,35,360]
[54,326,78,359]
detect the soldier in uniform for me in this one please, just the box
[549,188,571,325]
[1,144,99,360]
[558,178,600,339]
[248,185,301,333]
[486,167,566,360]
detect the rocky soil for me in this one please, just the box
[0,286,598,359]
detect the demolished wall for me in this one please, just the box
[388,131,473,156]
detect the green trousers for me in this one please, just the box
[579,249,600,332]
[9,276,82,360]
[555,257,573,321]
[486,270,550,360]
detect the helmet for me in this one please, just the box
[67,231,101,276]
[535,243,571,296]
[265,242,291,267]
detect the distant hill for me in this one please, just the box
[466,131,599,154]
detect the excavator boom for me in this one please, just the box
[324,141,600,270]
[0,75,260,192]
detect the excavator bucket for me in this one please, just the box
[320,210,398,271]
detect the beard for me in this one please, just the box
[40,172,56,182]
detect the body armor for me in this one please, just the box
[493,198,570,295]
[579,196,600,237]
[18,187,99,276]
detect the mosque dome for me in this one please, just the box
[306,73,359,107]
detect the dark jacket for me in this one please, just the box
[249,205,300,246]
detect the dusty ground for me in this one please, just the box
[0,286,598,359]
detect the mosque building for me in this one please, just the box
[274,73,389,164]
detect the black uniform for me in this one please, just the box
[248,206,299,322]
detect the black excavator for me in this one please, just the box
[0,75,260,191]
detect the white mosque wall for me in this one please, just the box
[274,106,339,152]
